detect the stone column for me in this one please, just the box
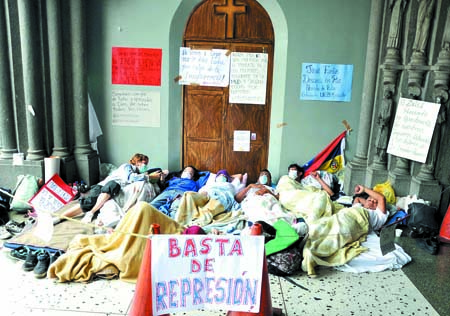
[17,0,45,160]
[0,1,18,160]
[368,0,408,188]
[344,0,385,194]
[69,0,98,185]
[47,0,70,158]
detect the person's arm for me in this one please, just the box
[235,183,259,203]
[354,184,386,213]
[255,186,279,200]
[311,171,335,197]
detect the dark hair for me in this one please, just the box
[182,165,200,181]
[288,163,304,174]
[352,192,369,204]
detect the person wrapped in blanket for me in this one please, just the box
[150,165,201,217]
[56,153,161,224]
[234,169,308,234]
[173,169,241,227]
[287,163,340,200]
[351,184,388,231]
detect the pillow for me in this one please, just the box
[11,175,40,213]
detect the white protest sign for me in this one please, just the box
[179,47,230,87]
[229,52,268,104]
[151,235,265,315]
[387,98,441,163]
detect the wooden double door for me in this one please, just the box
[182,0,274,182]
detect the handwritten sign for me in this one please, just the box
[387,98,440,163]
[179,48,230,86]
[300,63,353,102]
[229,52,268,104]
[151,235,264,315]
[112,90,160,127]
[112,47,162,86]
[233,130,250,152]
[29,174,75,213]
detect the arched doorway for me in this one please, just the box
[182,0,274,182]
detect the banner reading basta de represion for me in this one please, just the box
[151,234,265,315]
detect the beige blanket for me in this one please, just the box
[302,206,369,276]
[48,202,183,283]
[276,175,335,223]
[276,175,370,275]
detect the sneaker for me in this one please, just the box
[0,225,13,240]
[5,220,25,235]
[81,212,94,223]
[9,246,29,261]
[22,248,39,271]
[34,250,50,278]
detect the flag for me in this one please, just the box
[302,130,347,177]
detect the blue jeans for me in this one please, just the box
[150,189,184,215]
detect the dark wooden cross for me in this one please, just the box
[214,0,247,38]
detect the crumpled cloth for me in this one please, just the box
[302,206,370,276]
[48,201,184,283]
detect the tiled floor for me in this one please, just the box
[1,236,447,316]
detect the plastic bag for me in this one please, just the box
[373,180,396,204]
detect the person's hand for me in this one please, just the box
[354,184,364,194]
[311,171,320,179]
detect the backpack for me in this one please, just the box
[266,234,307,277]
[407,203,440,238]
[0,187,12,225]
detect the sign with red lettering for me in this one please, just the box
[112,47,162,86]
[29,174,75,213]
[151,235,264,315]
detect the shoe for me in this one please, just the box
[22,248,39,271]
[416,237,439,255]
[5,220,25,235]
[9,246,29,261]
[34,250,50,278]
[81,212,94,223]
[0,225,13,240]
[49,250,64,266]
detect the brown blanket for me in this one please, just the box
[48,201,184,283]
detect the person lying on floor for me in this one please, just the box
[56,153,161,224]
[150,165,202,216]
[285,163,340,200]
[351,184,387,231]
[173,169,242,226]
[234,169,305,233]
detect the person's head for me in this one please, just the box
[215,169,231,183]
[180,165,199,181]
[363,196,379,210]
[257,169,272,186]
[288,163,304,181]
[129,153,149,172]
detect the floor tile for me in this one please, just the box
[279,267,440,316]
[1,249,135,316]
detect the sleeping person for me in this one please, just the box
[150,165,201,216]
[173,169,241,226]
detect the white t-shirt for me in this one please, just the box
[354,203,388,231]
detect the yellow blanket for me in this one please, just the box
[276,175,335,223]
[302,206,369,276]
[48,202,184,283]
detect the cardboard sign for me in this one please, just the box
[151,235,265,315]
[112,47,162,86]
[387,98,440,163]
[29,174,75,213]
